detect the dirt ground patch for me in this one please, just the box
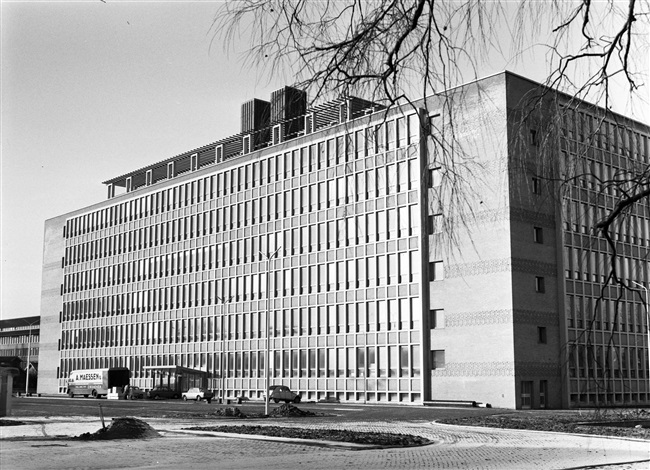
[186,406,649,445]
[438,410,650,440]
[186,404,427,447]
[268,403,317,418]
[74,417,160,440]
[185,424,431,447]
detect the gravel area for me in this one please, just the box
[437,409,650,440]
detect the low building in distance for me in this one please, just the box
[0,316,39,393]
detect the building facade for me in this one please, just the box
[38,72,650,408]
[0,316,40,393]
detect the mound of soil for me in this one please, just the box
[184,424,431,447]
[75,417,160,440]
[268,404,316,418]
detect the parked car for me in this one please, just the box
[182,387,213,403]
[146,385,179,400]
[124,386,145,400]
[265,385,301,404]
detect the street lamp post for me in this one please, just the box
[631,281,650,381]
[216,295,233,404]
[260,247,281,416]
[23,319,38,396]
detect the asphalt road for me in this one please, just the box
[9,395,504,422]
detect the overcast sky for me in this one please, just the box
[2,1,290,320]
[1,1,648,321]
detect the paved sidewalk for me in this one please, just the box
[1,416,648,469]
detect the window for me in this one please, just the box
[532,177,542,195]
[533,226,543,244]
[431,309,445,329]
[431,350,445,369]
[537,326,547,344]
[429,214,443,234]
[429,261,444,281]
[539,380,548,409]
[429,167,442,187]
[521,381,533,409]
[535,276,545,293]
[530,129,538,146]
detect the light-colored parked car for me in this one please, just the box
[182,387,213,403]
[265,385,301,404]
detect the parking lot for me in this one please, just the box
[7,395,503,421]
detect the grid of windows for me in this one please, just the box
[0,333,39,345]
[560,109,650,407]
[58,115,427,403]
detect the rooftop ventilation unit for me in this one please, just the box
[241,99,270,151]
[271,86,307,141]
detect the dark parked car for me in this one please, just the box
[124,386,145,400]
[146,385,179,400]
[182,387,213,403]
[265,385,301,404]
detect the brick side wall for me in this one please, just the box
[424,73,518,408]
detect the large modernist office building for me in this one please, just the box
[38,72,649,409]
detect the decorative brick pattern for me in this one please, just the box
[515,361,561,376]
[470,208,509,224]
[445,258,556,278]
[445,309,512,327]
[510,207,556,227]
[511,258,557,277]
[431,361,515,377]
[431,361,560,377]
[445,309,558,328]
[445,258,511,278]
[514,309,559,326]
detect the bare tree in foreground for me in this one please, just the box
[216,0,650,404]
[216,1,647,111]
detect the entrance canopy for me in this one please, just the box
[143,365,208,392]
